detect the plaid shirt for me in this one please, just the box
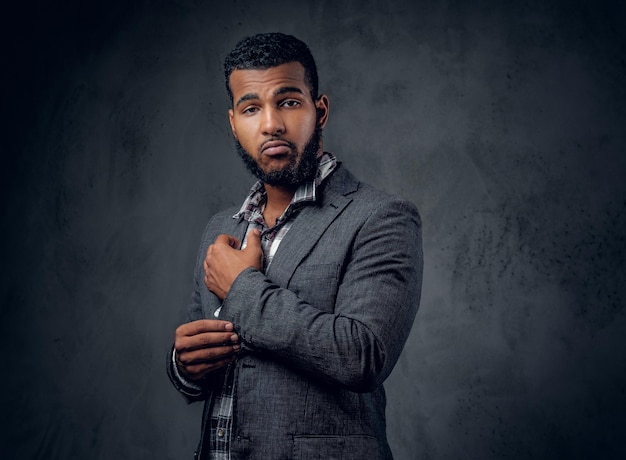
[176,153,337,459]
[234,152,338,270]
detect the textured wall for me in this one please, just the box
[1,1,625,459]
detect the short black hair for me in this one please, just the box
[223,33,319,104]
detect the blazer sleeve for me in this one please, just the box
[166,345,211,403]
[219,198,423,392]
[166,210,240,401]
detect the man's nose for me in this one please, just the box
[261,107,285,136]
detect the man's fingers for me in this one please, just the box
[240,229,263,272]
[244,228,262,249]
[176,332,238,353]
[176,340,240,380]
[180,355,237,380]
[214,234,241,248]
[176,319,233,337]
[177,344,241,367]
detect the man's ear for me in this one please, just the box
[315,94,330,128]
[228,108,237,139]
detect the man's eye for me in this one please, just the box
[242,106,258,114]
[281,100,300,108]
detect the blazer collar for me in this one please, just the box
[265,164,359,286]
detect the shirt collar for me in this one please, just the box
[233,152,338,221]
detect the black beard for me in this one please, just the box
[235,123,323,186]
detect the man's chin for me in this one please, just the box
[234,127,321,186]
[261,156,292,170]
[261,170,300,187]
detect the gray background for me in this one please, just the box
[1,0,625,459]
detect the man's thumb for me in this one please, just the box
[246,229,262,248]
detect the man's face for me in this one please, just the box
[228,62,329,186]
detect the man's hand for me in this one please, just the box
[203,230,263,299]
[174,320,240,381]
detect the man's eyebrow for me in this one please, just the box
[235,87,305,107]
[274,86,304,97]
[235,93,259,107]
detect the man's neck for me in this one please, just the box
[263,183,297,228]
[260,151,325,227]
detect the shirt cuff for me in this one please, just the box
[171,348,203,392]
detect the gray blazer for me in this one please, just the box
[168,164,423,459]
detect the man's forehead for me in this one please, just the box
[229,62,309,94]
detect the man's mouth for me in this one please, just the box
[261,140,293,157]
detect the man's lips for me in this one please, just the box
[261,140,292,156]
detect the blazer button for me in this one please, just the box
[217,428,225,438]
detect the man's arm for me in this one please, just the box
[215,199,422,392]
[167,211,258,399]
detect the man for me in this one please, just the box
[168,32,423,460]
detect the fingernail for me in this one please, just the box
[224,323,233,331]
[233,344,241,352]
[230,334,238,342]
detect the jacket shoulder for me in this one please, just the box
[326,164,421,221]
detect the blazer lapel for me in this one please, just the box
[228,216,250,247]
[265,165,359,287]
[205,210,249,318]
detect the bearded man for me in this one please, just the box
[168,32,423,460]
